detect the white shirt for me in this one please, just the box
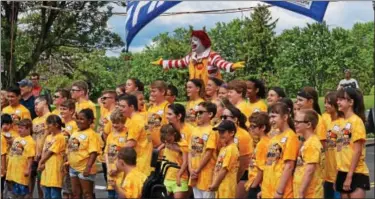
[337,78,359,90]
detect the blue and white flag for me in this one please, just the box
[265,1,329,22]
[125,1,329,50]
[125,1,181,51]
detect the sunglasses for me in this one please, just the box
[221,115,233,120]
[53,95,61,99]
[195,110,208,116]
[294,120,309,124]
[101,96,113,100]
[249,124,259,129]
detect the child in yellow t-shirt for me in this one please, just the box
[245,112,271,198]
[1,133,7,193]
[293,110,324,198]
[189,101,218,198]
[105,110,127,199]
[67,109,100,199]
[111,147,147,199]
[38,115,67,198]
[6,119,36,198]
[1,114,18,152]
[335,88,370,198]
[160,124,189,198]
[209,120,239,198]
[261,102,299,199]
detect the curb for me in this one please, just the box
[366,139,375,147]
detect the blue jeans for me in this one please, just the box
[108,190,118,199]
[43,187,62,199]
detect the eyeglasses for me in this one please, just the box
[70,89,81,92]
[294,120,309,124]
[249,124,259,129]
[53,95,61,99]
[195,110,208,116]
[221,115,233,120]
[31,78,39,81]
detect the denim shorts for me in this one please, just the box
[12,183,29,196]
[69,167,95,182]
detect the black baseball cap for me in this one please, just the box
[213,120,236,133]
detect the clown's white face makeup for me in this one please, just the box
[191,36,205,54]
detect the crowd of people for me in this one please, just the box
[0,72,371,199]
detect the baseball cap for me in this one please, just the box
[17,79,33,87]
[213,120,236,133]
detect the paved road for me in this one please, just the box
[30,145,375,198]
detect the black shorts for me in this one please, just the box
[335,171,370,193]
[240,170,249,181]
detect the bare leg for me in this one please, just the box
[349,188,366,199]
[79,179,94,199]
[236,180,247,199]
[70,177,81,199]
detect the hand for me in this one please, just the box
[151,58,163,66]
[108,180,116,187]
[34,155,41,161]
[109,169,118,177]
[37,163,45,172]
[257,191,262,199]
[1,168,6,176]
[232,61,245,70]
[274,191,283,199]
[333,182,336,192]
[343,176,352,191]
[157,143,165,151]
[176,175,181,187]
[83,167,91,177]
[208,183,218,192]
[24,170,29,177]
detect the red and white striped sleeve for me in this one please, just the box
[161,54,190,70]
[209,52,233,73]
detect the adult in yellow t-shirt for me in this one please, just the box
[67,109,100,199]
[38,115,67,197]
[227,80,252,120]
[117,95,153,176]
[246,78,268,116]
[160,124,189,198]
[246,112,271,198]
[185,79,205,125]
[261,102,299,199]
[112,147,147,199]
[147,80,170,148]
[335,88,370,198]
[166,103,195,145]
[70,80,97,119]
[188,102,218,198]
[3,87,31,129]
[293,110,324,198]
[104,110,127,198]
[6,119,36,197]
[210,120,239,199]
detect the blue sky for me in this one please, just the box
[106,1,374,56]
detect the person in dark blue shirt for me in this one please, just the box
[18,79,37,119]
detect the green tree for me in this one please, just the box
[1,1,124,87]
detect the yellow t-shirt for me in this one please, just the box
[245,136,270,190]
[147,100,169,148]
[118,168,147,199]
[214,142,239,199]
[321,112,332,129]
[189,125,218,191]
[40,133,67,188]
[63,120,78,136]
[52,109,61,118]
[1,135,7,177]
[105,130,127,190]
[336,114,369,175]
[268,127,280,138]
[6,135,36,185]
[126,113,153,176]
[185,98,204,125]
[293,135,324,198]
[32,112,51,157]
[98,109,113,163]
[234,127,253,157]
[236,100,252,120]
[164,140,189,181]
[249,100,268,116]
[325,118,344,183]
[2,130,19,151]
[262,129,299,199]
[316,114,327,141]
[75,99,97,118]
[67,128,101,174]
[3,105,31,131]
[180,123,194,146]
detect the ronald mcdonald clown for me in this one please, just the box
[151,30,244,85]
